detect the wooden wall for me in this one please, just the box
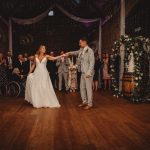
[102,12,120,53]
[0,19,8,54]
[126,0,150,37]
[101,0,142,53]
[125,0,140,16]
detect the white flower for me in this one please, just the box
[141,73,143,76]
[139,77,142,80]
[132,46,135,49]
[135,83,138,86]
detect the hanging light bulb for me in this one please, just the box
[48,10,54,16]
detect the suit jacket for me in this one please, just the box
[68,46,95,76]
[56,58,69,73]
[23,60,32,75]
[14,60,25,73]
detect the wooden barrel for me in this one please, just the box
[122,73,135,97]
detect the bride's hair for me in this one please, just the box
[37,45,46,55]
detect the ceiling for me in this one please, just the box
[0,0,120,19]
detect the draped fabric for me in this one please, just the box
[55,4,100,23]
[11,5,55,25]
[9,3,101,56]
[11,4,100,25]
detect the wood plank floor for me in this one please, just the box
[0,91,150,150]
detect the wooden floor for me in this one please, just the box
[0,91,150,150]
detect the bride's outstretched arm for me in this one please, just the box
[46,55,64,61]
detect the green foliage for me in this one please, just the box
[110,35,150,102]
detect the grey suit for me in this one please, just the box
[68,46,95,106]
[56,58,69,91]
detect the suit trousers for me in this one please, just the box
[58,71,69,91]
[80,73,93,106]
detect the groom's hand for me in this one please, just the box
[86,74,91,78]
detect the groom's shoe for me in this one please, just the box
[83,105,93,110]
[78,103,87,107]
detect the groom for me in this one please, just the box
[65,37,95,110]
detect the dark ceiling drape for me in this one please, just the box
[11,4,100,25]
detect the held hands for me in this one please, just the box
[61,54,66,57]
[65,53,69,57]
[60,53,69,58]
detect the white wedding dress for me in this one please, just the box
[25,56,60,108]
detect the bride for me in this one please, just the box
[25,45,63,108]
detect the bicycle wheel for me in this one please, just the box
[6,81,21,97]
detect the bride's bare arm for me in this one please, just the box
[46,55,64,61]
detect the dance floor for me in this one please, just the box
[0,91,150,150]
